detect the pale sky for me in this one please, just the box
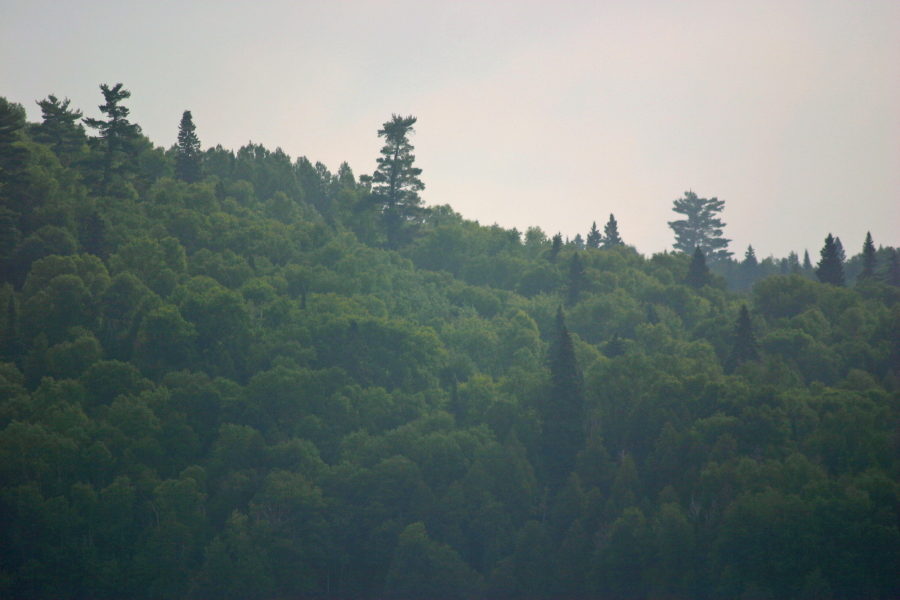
[2,0,898,258]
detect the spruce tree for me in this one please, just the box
[572,233,585,250]
[859,232,876,281]
[685,247,710,288]
[542,307,585,490]
[887,249,900,287]
[815,234,845,286]
[601,213,623,248]
[586,222,602,248]
[726,304,758,372]
[802,250,813,273]
[372,114,424,248]
[742,245,758,268]
[175,110,202,183]
[549,233,563,262]
[668,191,732,259]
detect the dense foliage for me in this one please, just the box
[1,87,898,599]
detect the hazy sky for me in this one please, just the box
[2,0,898,258]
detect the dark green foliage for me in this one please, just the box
[33,95,86,165]
[541,308,585,490]
[586,221,602,248]
[815,233,845,286]
[83,83,142,191]
[174,110,202,183]
[888,249,900,286]
[859,231,876,281]
[0,85,897,600]
[0,97,28,186]
[668,190,732,259]
[602,213,623,248]
[372,114,424,248]
[725,304,758,372]
[685,246,710,288]
[566,252,586,306]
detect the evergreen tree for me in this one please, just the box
[566,253,587,306]
[83,83,141,189]
[726,304,758,372]
[742,245,758,268]
[586,221,602,249]
[802,250,813,273]
[175,110,202,183]
[834,236,846,263]
[0,97,28,187]
[372,114,424,248]
[815,234,845,286]
[542,308,585,490]
[685,247,710,288]
[787,251,801,274]
[602,213,623,248]
[33,95,86,165]
[668,191,732,259]
[572,233,585,250]
[859,232,876,281]
[549,233,563,262]
[887,249,900,287]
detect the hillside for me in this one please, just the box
[1,91,898,599]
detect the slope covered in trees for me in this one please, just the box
[1,87,898,599]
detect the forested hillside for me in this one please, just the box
[1,88,898,599]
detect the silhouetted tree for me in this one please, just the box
[815,234,844,286]
[372,114,424,248]
[549,233,563,262]
[83,83,141,189]
[33,95,85,165]
[668,191,731,259]
[685,247,710,288]
[802,250,813,273]
[586,222,602,249]
[175,110,202,183]
[859,232,876,281]
[0,97,28,186]
[602,214,623,248]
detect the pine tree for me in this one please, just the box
[815,234,845,286]
[586,222,602,249]
[601,213,623,248]
[668,191,732,259]
[372,114,424,248]
[859,232,876,281]
[726,304,758,372]
[542,308,585,490]
[742,245,758,268]
[566,253,587,306]
[175,110,202,183]
[685,247,710,288]
[83,83,141,190]
[549,233,563,262]
[802,250,813,273]
[572,233,585,250]
[33,95,85,165]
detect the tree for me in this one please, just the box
[83,83,141,189]
[566,253,586,306]
[668,191,731,259]
[372,114,424,248]
[174,110,202,183]
[815,234,844,286]
[726,304,758,372]
[0,97,28,188]
[542,308,585,489]
[888,249,900,287]
[586,222,602,248]
[33,95,85,165]
[549,233,563,262]
[802,250,813,273]
[685,247,710,288]
[602,213,622,248]
[859,232,876,281]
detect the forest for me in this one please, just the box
[0,86,898,599]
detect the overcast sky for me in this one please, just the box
[2,0,898,258]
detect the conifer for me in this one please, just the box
[602,214,623,248]
[586,222,602,248]
[175,110,202,183]
[859,232,876,280]
[685,247,710,288]
[815,234,845,286]
[726,304,758,372]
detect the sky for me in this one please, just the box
[2,0,898,258]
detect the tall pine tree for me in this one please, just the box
[601,213,623,248]
[668,191,731,259]
[175,110,202,183]
[83,83,141,190]
[372,114,424,248]
[815,234,844,286]
[33,95,85,165]
[542,307,585,490]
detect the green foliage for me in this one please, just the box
[669,190,732,259]
[0,85,896,600]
